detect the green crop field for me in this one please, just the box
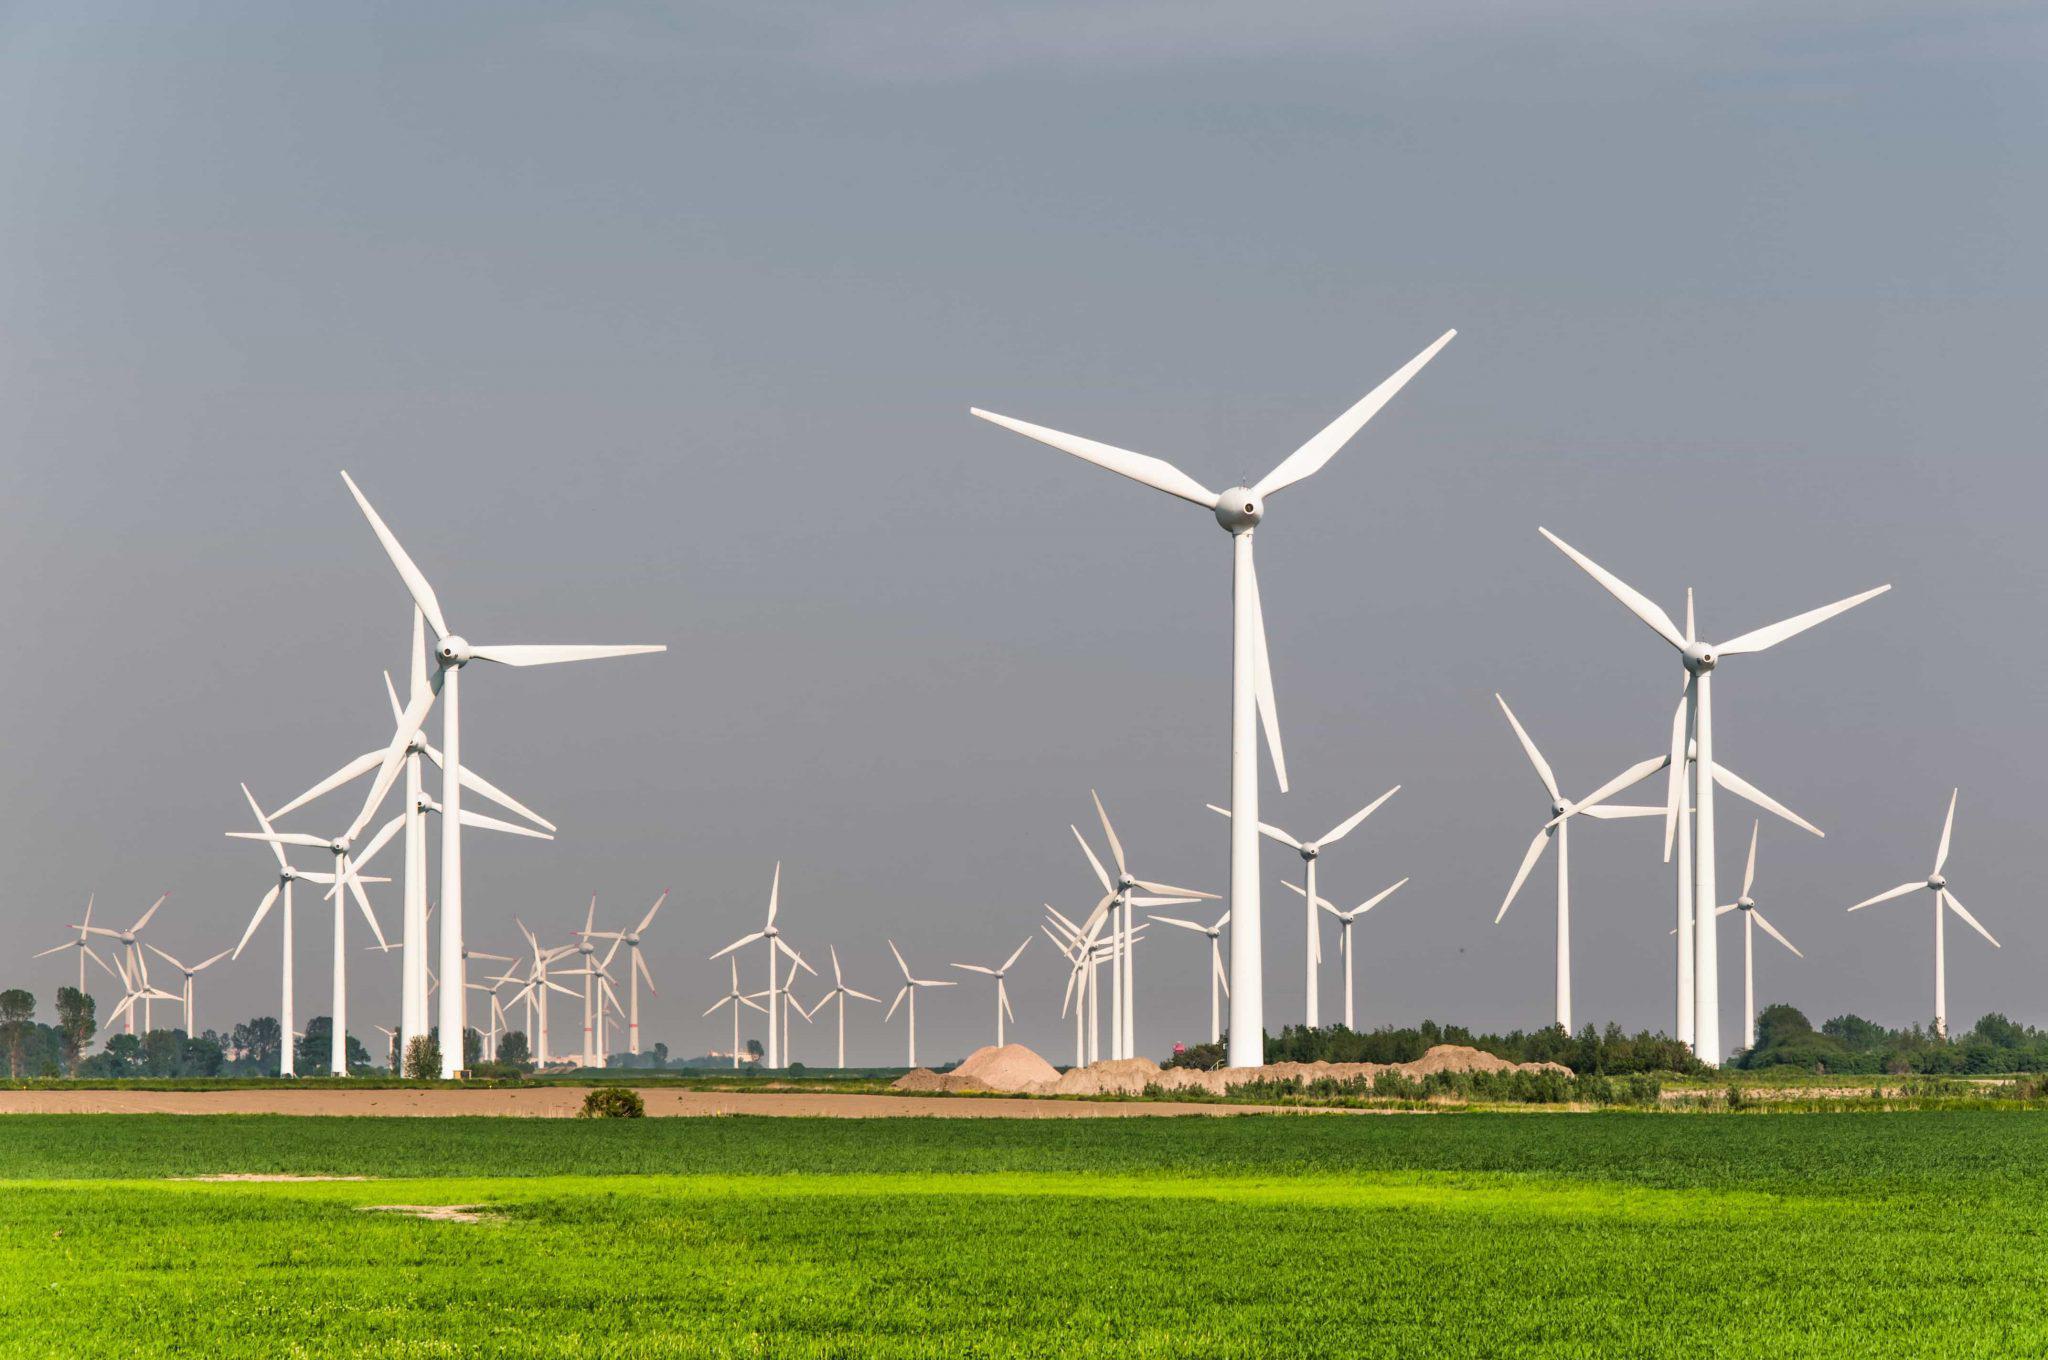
[2,1111,2044,1357]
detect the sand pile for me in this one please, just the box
[890,1067,989,1093]
[951,1044,1062,1092]
[1036,1045,1569,1098]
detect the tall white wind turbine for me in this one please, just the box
[885,940,954,1069]
[79,894,170,1033]
[335,471,664,1077]
[1206,788,1397,1029]
[1492,695,1664,1032]
[1043,912,1093,1067]
[1540,527,1886,1064]
[580,890,669,1055]
[34,896,117,996]
[1712,822,1803,1052]
[231,784,351,1077]
[144,945,232,1037]
[975,332,1455,1066]
[1848,789,1998,1037]
[513,918,581,1066]
[708,865,814,1070]
[952,938,1031,1048]
[704,957,770,1068]
[100,953,180,1040]
[809,946,881,1070]
[1148,909,1231,1043]
[1282,878,1406,1031]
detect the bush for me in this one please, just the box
[404,1035,441,1080]
[577,1086,645,1119]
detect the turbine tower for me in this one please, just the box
[974,331,1455,1066]
[1206,787,1397,1029]
[335,470,665,1077]
[952,938,1031,1048]
[1540,527,1886,1064]
[1848,789,1999,1037]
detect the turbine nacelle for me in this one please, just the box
[1213,487,1263,534]
[436,635,473,667]
[1927,874,1947,891]
[1737,896,1757,912]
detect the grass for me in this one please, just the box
[2,1112,2045,1355]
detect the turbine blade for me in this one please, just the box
[1496,827,1553,923]
[888,939,912,980]
[886,985,908,1021]
[1558,755,1667,826]
[1538,527,1685,650]
[1133,879,1218,901]
[347,867,389,950]
[1716,585,1891,657]
[1579,804,1665,819]
[969,408,1218,508]
[468,644,666,667]
[1071,826,1113,893]
[636,890,669,935]
[1664,676,1692,862]
[270,750,383,821]
[456,764,557,833]
[1495,695,1560,803]
[1713,764,1823,839]
[766,862,780,927]
[459,809,554,840]
[1246,543,1288,792]
[1935,788,1958,874]
[1742,821,1760,899]
[1204,804,1304,850]
[1250,330,1456,500]
[229,831,330,849]
[953,964,998,975]
[1942,891,1999,948]
[342,680,439,844]
[341,471,449,637]
[1847,882,1922,912]
[1091,790,1128,878]
[1752,910,1803,958]
[131,894,168,933]
[1147,915,1208,933]
[1356,877,1409,914]
[709,931,765,959]
[1319,786,1401,847]
[1002,937,1032,972]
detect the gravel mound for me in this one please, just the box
[888,1067,994,1093]
[1034,1044,1570,1098]
[952,1044,1062,1092]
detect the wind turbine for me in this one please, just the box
[952,938,1031,1048]
[230,784,348,1077]
[705,957,769,1068]
[1206,787,1397,1029]
[512,918,581,1066]
[885,941,955,1068]
[708,864,814,1070]
[1708,822,1804,1052]
[1042,910,1094,1067]
[79,897,169,1036]
[1072,792,1213,1061]
[756,949,811,1065]
[100,953,179,1040]
[580,890,669,1054]
[334,471,665,1076]
[34,896,117,996]
[144,945,232,1036]
[807,945,880,1070]
[1848,789,1998,1037]
[975,332,1455,1066]
[1540,527,1887,1064]
[1491,695,1664,1032]
[1281,879,1405,1031]
[1148,908,1231,1044]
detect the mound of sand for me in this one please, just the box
[889,1067,994,1094]
[1030,1044,1569,1098]
[952,1044,1062,1092]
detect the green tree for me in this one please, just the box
[463,1027,483,1070]
[0,989,36,1078]
[404,1033,440,1079]
[103,1033,143,1076]
[55,988,96,1074]
[142,1029,182,1076]
[496,1031,531,1070]
[231,1017,283,1074]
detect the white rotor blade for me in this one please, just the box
[969,408,1219,508]
[635,950,658,997]
[1713,764,1823,839]
[468,644,666,667]
[1001,937,1032,973]
[1942,891,1999,948]
[1716,585,1891,657]
[1213,944,1230,998]
[241,784,294,869]
[1204,804,1303,850]
[132,894,168,933]
[145,943,185,973]
[1245,544,1288,792]
[1071,826,1113,893]
[1148,915,1208,934]
[351,815,407,878]
[1355,877,1409,915]
[1250,330,1456,500]
[1134,879,1218,901]
[953,964,997,976]
[1579,804,1665,820]
[1741,821,1759,899]
[1279,879,1339,915]
[636,890,670,935]
[1751,910,1803,958]
[1320,786,1401,848]
[1538,527,1685,650]
[888,939,913,980]
[1935,788,1958,874]
[1556,755,1666,827]
[231,884,280,960]
[766,862,781,927]
[230,831,330,850]
[345,866,389,950]
[270,750,382,821]
[1091,790,1128,878]
[1494,696,1560,803]
[458,809,555,840]
[1663,676,1692,862]
[1847,882,1921,912]
[341,471,449,637]
[440,758,557,833]
[1496,827,1553,923]
[343,680,439,844]
[885,985,909,1021]
[709,931,765,960]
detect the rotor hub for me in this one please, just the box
[1213,487,1264,533]
[1300,845,1320,861]
[1682,642,1718,673]
[1738,897,1756,911]
[1928,874,1947,891]
[437,635,473,667]
[1551,802,1568,819]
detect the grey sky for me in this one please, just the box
[2,2,2043,1064]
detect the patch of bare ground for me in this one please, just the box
[360,1205,498,1223]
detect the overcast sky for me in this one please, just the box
[3,2,2043,1065]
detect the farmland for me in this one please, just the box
[1,1111,2044,1356]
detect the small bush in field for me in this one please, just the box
[578,1086,645,1119]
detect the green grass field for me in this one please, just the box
[2,1111,2043,1356]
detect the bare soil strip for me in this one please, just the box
[0,1088,1327,1118]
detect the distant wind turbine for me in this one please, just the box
[1848,789,1998,1038]
[1148,909,1231,1044]
[885,941,955,1068]
[1282,877,1406,1031]
[952,938,1031,1048]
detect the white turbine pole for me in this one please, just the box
[1555,815,1571,1032]
[1304,852,1319,1029]
[1227,530,1261,1066]
[1933,892,1946,1037]
[331,867,350,1077]
[437,664,464,1074]
[1691,671,1719,1063]
[281,882,296,1076]
[1743,908,1755,1052]
[1675,751,1694,1048]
